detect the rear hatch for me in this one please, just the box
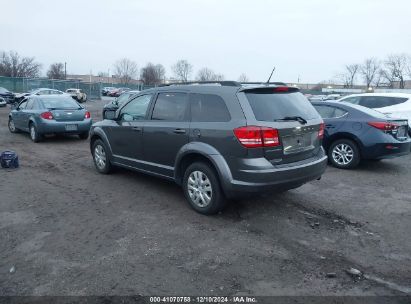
[240,87,324,164]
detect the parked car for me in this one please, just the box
[14,88,70,103]
[108,87,131,97]
[90,83,327,215]
[0,96,7,107]
[66,88,87,103]
[8,95,92,142]
[102,90,140,118]
[311,101,410,169]
[323,94,342,101]
[308,95,326,101]
[102,87,116,96]
[0,87,15,104]
[339,93,411,135]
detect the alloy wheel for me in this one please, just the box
[94,145,106,170]
[187,170,213,207]
[332,143,354,166]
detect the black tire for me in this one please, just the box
[8,117,19,133]
[92,139,112,174]
[182,162,226,215]
[29,123,42,143]
[79,132,89,140]
[328,139,360,169]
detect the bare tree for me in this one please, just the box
[140,63,165,85]
[0,50,41,77]
[113,58,138,84]
[172,59,193,82]
[360,58,380,88]
[382,54,410,89]
[196,68,215,81]
[238,73,249,82]
[343,64,360,88]
[47,63,65,79]
[196,67,224,81]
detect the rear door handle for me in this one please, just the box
[132,126,142,132]
[173,128,186,134]
[325,124,335,128]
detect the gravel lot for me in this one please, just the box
[0,98,410,298]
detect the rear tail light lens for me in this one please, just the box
[367,121,399,131]
[234,126,280,148]
[274,87,289,92]
[85,111,91,119]
[40,112,53,120]
[318,122,325,139]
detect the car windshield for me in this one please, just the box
[40,97,80,109]
[245,92,320,121]
[0,87,10,93]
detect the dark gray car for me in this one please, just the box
[8,95,92,142]
[90,83,327,214]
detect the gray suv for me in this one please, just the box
[90,82,327,214]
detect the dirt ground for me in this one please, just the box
[0,99,410,298]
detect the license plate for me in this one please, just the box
[282,133,314,154]
[65,124,78,131]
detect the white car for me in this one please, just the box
[66,88,87,103]
[0,97,7,107]
[339,93,411,134]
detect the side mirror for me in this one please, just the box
[104,109,117,120]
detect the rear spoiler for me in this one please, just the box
[239,86,300,94]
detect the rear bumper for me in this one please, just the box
[362,141,411,159]
[221,150,328,198]
[36,119,92,134]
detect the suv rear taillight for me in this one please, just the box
[367,121,399,131]
[234,126,280,148]
[40,112,54,120]
[318,122,325,139]
[85,111,91,119]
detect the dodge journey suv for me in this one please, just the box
[90,82,327,214]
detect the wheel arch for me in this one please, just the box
[90,127,113,157]
[174,142,233,195]
[325,132,363,155]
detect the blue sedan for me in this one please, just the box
[8,95,92,142]
[311,101,410,169]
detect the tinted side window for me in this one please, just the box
[190,93,231,122]
[314,105,335,118]
[333,108,348,118]
[314,105,348,119]
[119,94,152,121]
[359,96,407,108]
[152,93,188,121]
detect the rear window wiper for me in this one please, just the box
[274,116,307,124]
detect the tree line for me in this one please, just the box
[336,53,411,89]
[2,49,410,88]
[111,58,249,85]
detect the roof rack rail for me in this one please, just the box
[159,81,241,87]
[240,82,288,86]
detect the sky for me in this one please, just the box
[1,0,411,83]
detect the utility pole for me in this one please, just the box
[64,62,67,80]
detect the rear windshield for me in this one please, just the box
[40,97,80,109]
[245,92,320,121]
[345,103,390,119]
